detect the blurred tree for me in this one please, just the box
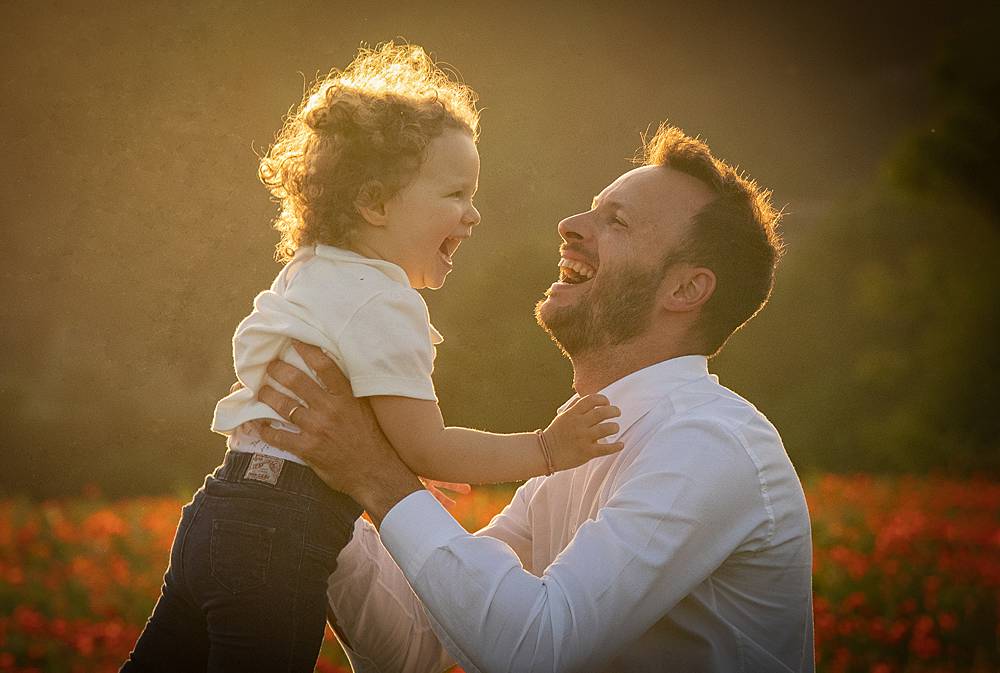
[890,6,1000,220]
[719,13,1000,474]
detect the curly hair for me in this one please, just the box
[640,123,785,357]
[259,42,481,262]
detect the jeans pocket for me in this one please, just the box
[210,518,275,594]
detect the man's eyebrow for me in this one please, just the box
[592,196,630,217]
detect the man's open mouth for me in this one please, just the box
[558,257,596,284]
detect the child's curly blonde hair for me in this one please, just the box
[259,42,481,262]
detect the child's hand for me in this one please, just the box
[542,394,624,472]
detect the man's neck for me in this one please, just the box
[569,338,702,395]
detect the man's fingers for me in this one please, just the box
[427,486,457,508]
[230,380,244,394]
[265,360,328,409]
[424,480,471,495]
[291,340,353,396]
[254,421,308,459]
[258,384,309,425]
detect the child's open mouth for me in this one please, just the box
[439,237,463,264]
[558,257,596,284]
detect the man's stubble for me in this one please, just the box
[534,254,678,358]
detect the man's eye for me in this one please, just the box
[613,217,628,228]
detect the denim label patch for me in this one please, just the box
[243,454,283,485]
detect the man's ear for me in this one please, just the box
[661,266,716,313]
[356,180,388,227]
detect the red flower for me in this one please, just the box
[13,606,45,634]
[937,611,958,632]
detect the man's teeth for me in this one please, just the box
[558,257,596,280]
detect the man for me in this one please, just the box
[254,123,815,672]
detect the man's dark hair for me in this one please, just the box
[641,123,784,357]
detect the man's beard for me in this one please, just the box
[535,257,670,357]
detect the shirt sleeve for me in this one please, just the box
[326,518,456,673]
[325,481,540,672]
[378,419,770,673]
[474,478,539,567]
[337,287,438,401]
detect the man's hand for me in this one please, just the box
[251,341,423,527]
[420,478,472,508]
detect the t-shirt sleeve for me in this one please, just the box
[337,287,438,401]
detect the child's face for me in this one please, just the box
[379,129,481,289]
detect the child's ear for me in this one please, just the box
[356,180,388,227]
[356,201,388,227]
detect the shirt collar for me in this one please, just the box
[558,355,711,444]
[309,244,443,345]
[312,244,411,287]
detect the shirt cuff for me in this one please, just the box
[380,490,468,576]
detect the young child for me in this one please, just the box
[122,43,622,672]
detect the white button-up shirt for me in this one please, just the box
[327,355,815,672]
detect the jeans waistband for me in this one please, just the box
[215,450,350,508]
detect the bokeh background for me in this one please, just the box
[2,2,998,493]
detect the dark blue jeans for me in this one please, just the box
[121,451,363,672]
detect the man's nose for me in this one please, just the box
[557,211,591,242]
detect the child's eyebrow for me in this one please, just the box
[450,181,476,193]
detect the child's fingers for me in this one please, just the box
[591,421,620,440]
[569,394,612,414]
[592,441,625,456]
[582,404,621,424]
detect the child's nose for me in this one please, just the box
[464,204,481,227]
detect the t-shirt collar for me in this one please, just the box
[310,244,443,344]
[558,355,711,444]
[312,244,411,287]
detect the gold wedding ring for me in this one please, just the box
[288,404,304,424]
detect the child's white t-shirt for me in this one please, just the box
[211,244,442,464]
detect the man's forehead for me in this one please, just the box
[595,165,713,223]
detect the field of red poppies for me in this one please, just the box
[0,475,997,672]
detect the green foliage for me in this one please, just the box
[719,20,1000,474]
[890,7,1000,220]
[726,187,1000,473]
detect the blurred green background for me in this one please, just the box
[3,1,998,498]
